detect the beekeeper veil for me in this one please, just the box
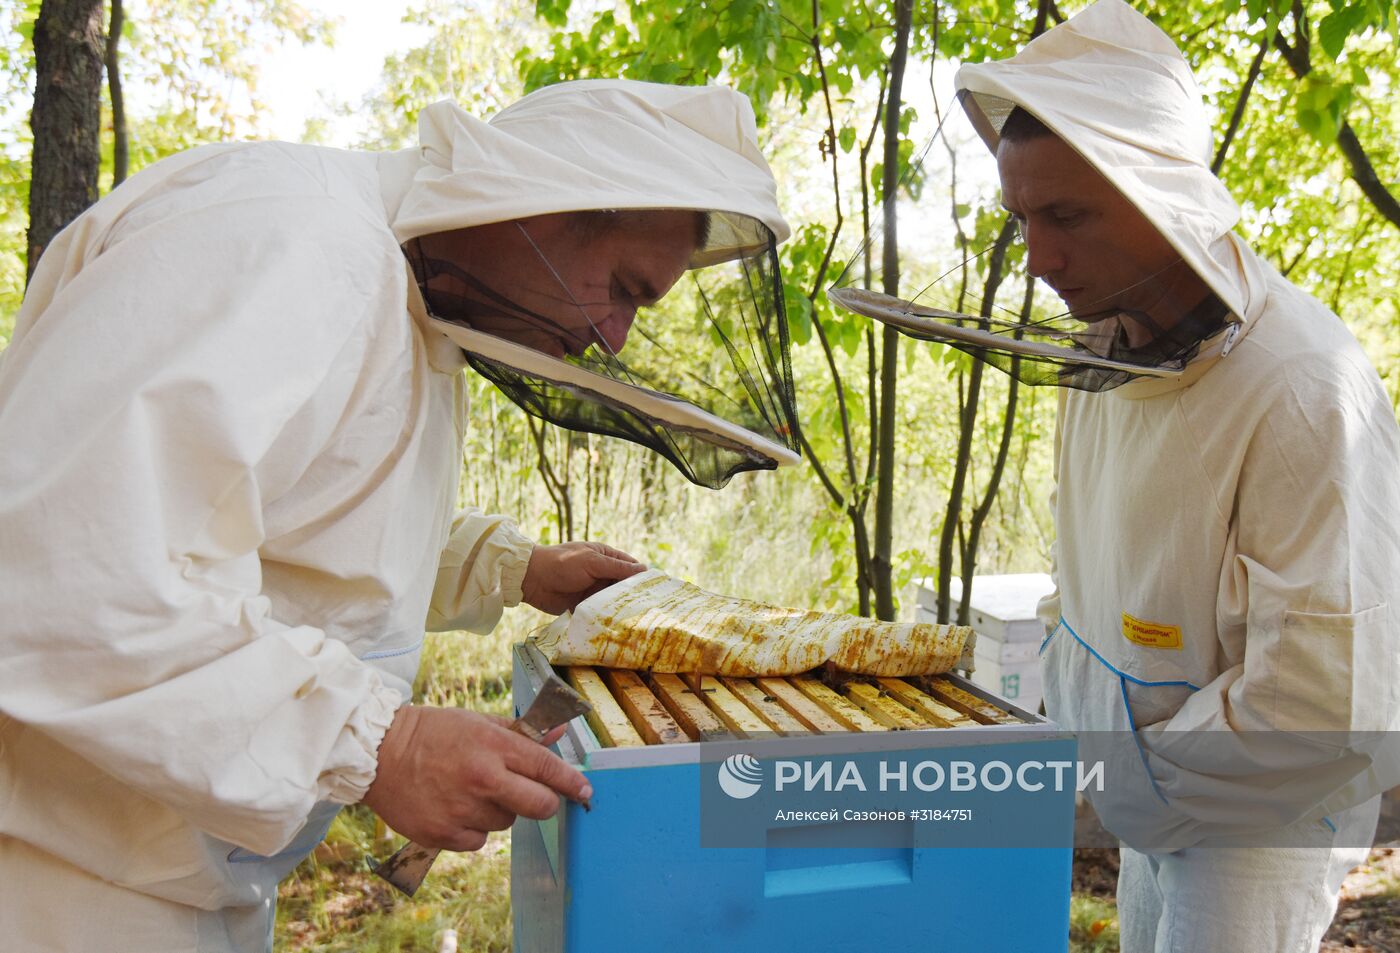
[828,0,1266,391]
[390,80,799,488]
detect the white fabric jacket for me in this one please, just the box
[0,80,786,930]
[0,141,530,915]
[957,0,1400,849]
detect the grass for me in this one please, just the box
[1068,895,1120,953]
[276,817,514,952]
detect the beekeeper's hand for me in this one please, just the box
[521,541,646,615]
[362,705,591,851]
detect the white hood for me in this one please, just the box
[385,79,790,265]
[954,0,1266,331]
[377,79,801,487]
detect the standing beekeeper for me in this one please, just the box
[948,2,1400,950]
[0,80,798,951]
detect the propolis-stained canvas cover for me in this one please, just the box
[535,570,974,677]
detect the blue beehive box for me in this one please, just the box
[510,644,1076,952]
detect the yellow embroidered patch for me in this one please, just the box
[1121,612,1182,650]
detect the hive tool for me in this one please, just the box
[372,649,592,897]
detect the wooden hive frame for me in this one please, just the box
[559,666,1025,746]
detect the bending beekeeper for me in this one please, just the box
[0,80,797,951]
[948,2,1400,950]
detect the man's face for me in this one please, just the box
[996,133,1189,323]
[418,210,699,359]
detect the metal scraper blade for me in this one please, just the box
[373,657,591,897]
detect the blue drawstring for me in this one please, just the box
[1045,615,1200,806]
[361,638,424,661]
[1059,616,1200,691]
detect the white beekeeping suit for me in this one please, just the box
[0,80,789,951]
[956,1,1400,949]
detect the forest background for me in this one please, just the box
[3,0,1398,949]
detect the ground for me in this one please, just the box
[1064,796,1400,952]
[1322,849,1400,952]
[276,812,514,953]
[1069,846,1400,953]
[273,832,1400,952]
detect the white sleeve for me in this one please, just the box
[0,196,413,856]
[426,510,535,634]
[1137,352,1400,839]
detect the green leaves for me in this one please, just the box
[1294,74,1354,143]
[517,0,907,128]
[797,304,869,360]
[788,293,814,345]
[1243,0,1293,22]
[535,0,569,28]
[1319,3,1370,58]
[692,24,722,67]
[1311,0,1394,60]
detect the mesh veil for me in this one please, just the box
[406,209,800,489]
[828,282,1231,392]
[827,89,1236,393]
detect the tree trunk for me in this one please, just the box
[956,271,1033,625]
[106,0,128,188]
[527,417,574,542]
[27,0,106,282]
[936,217,1017,624]
[871,0,913,622]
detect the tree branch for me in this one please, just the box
[105,0,127,187]
[806,0,860,491]
[860,74,887,499]
[1273,15,1400,229]
[527,417,570,542]
[1335,123,1400,230]
[935,216,1017,624]
[1211,33,1267,176]
[798,428,847,509]
[1330,212,1373,312]
[810,312,860,488]
[1279,235,1314,277]
[1031,0,1051,39]
[957,271,1032,624]
[872,0,914,621]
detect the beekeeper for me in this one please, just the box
[954,1,1400,950]
[0,80,796,951]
